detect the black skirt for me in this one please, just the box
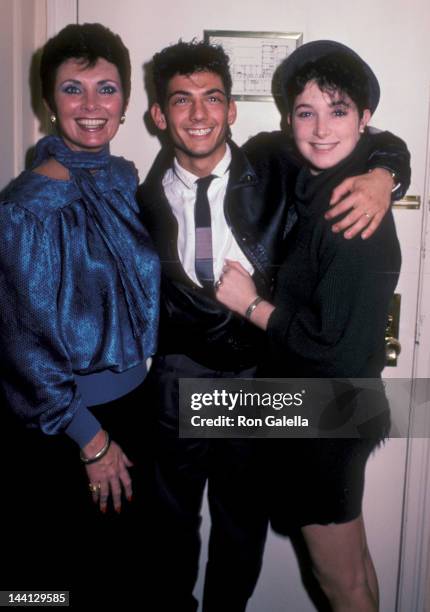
[266,391,390,532]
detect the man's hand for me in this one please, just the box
[325,168,394,240]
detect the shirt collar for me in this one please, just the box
[172,144,231,189]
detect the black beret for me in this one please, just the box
[280,40,380,113]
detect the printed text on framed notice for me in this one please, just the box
[204,30,303,101]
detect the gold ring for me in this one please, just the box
[89,482,101,493]
[215,279,222,289]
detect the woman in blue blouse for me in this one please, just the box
[0,23,159,600]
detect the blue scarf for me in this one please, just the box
[33,135,148,338]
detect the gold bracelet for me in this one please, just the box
[80,431,111,464]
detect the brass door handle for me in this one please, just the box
[385,295,401,366]
[385,335,401,364]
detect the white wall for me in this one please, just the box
[0,0,16,188]
[0,0,47,190]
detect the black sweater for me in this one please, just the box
[265,135,401,378]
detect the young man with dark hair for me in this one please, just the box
[152,40,233,104]
[138,40,410,611]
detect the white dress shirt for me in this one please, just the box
[162,145,254,286]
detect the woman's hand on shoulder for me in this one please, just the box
[83,430,133,514]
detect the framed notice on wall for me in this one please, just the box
[204,30,303,101]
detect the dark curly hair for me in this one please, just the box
[286,51,371,117]
[152,40,232,107]
[40,23,131,112]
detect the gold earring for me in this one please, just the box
[50,114,57,124]
[120,114,126,124]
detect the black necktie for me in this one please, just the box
[194,175,215,289]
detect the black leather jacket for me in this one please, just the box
[137,130,410,370]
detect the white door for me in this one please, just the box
[53,1,430,609]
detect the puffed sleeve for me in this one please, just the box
[0,201,100,444]
[266,213,401,377]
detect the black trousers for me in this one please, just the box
[1,384,154,608]
[143,354,269,612]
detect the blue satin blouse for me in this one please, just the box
[0,153,160,445]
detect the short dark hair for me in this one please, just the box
[152,40,232,107]
[40,23,131,111]
[286,51,371,117]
